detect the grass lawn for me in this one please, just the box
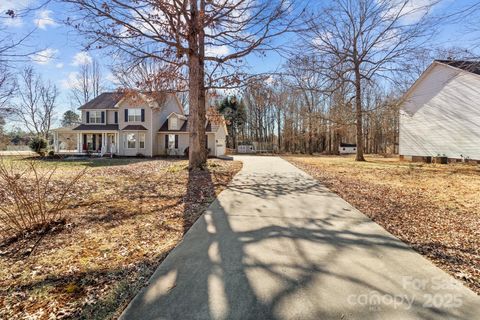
[284,155,480,295]
[0,157,242,319]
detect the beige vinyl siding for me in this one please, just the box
[117,98,152,156]
[154,95,185,156]
[158,133,188,155]
[207,133,215,156]
[106,110,117,124]
[400,63,480,160]
[120,131,150,156]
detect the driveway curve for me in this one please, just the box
[120,156,480,320]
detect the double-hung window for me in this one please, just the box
[127,133,136,149]
[89,111,102,124]
[128,109,142,122]
[168,134,178,149]
[139,133,145,149]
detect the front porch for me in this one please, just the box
[53,128,119,156]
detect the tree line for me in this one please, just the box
[2,0,480,164]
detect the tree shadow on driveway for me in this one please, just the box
[120,168,480,320]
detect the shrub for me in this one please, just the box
[48,150,55,157]
[0,157,86,240]
[29,136,47,155]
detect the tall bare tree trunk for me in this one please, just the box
[187,1,203,170]
[277,109,281,152]
[308,115,313,155]
[354,64,366,161]
[198,0,207,165]
[188,53,204,169]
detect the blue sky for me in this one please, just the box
[2,0,480,123]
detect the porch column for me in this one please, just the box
[77,133,81,152]
[115,133,119,153]
[53,131,58,152]
[102,133,106,154]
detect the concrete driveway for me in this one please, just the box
[0,150,36,156]
[120,156,480,320]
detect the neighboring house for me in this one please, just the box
[339,143,357,154]
[399,60,480,161]
[52,92,228,157]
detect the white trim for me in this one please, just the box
[88,110,104,124]
[139,132,146,149]
[167,112,187,120]
[173,94,185,114]
[399,62,438,109]
[125,132,137,149]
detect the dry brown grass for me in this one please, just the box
[0,157,242,319]
[284,155,480,295]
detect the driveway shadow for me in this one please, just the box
[120,163,480,320]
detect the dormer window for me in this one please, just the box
[88,111,103,124]
[169,117,178,130]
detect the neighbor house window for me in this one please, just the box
[89,111,102,124]
[127,133,136,149]
[139,133,145,149]
[128,109,142,122]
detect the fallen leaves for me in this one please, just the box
[285,155,480,295]
[0,158,242,320]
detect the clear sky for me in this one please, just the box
[2,0,480,125]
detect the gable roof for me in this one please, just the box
[78,91,175,110]
[159,117,213,133]
[167,112,187,120]
[122,125,148,131]
[435,60,480,75]
[78,93,123,110]
[400,59,480,115]
[399,60,461,111]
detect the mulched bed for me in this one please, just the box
[285,155,480,295]
[0,158,242,319]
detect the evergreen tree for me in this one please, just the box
[217,96,246,149]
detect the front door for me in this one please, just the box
[107,134,115,153]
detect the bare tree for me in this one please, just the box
[14,67,58,139]
[113,58,186,92]
[63,0,304,169]
[303,0,436,161]
[70,59,104,107]
[0,1,53,63]
[112,58,189,109]
[0,65,16,116]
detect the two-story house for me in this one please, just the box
[52,91,227,157]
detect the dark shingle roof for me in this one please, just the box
[122,125,148,131]
[159,119,188,132]
[340,143,356,148]
[435,60,480,75]
[78,92,123,110]
[73,124,119,131]
[159,118,213,132]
